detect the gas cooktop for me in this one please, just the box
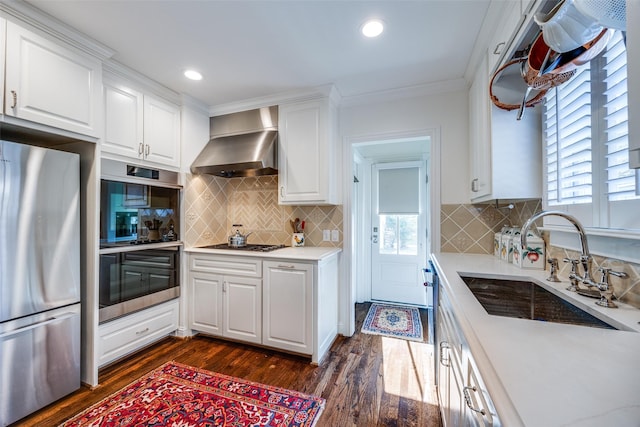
[199,243,286,252]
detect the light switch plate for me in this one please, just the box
[323,230,331,241]
[331,230,339,242]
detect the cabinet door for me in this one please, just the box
[190,272,223,336]
[469,54,492,200]
[486,0,524,74]
[143,95,181,168]
[278,98,338,205]
[263,261,313,354]
[103,81,144,159]
[4,21,101,137]
[224,276,262,344]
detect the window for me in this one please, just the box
[379,215,418,255]
[543,31,640,232]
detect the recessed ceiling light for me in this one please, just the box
[184,69,203,81]
[361,19,384,38]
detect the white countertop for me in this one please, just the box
[185,245,341,262]
[431,253,640,427]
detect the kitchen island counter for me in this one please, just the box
[432,253,640,427]
[185,245,341,262]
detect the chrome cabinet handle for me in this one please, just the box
[135,327,150,335]
[138,143,144,156]
[10,90,17,109]
[223,281,226,292]
[145,144,150,157]
[471,178,479,192]
[463,386,486,415]
[439,341,450,367]
[277,264,296,269]
[280,186,285,198]
[493,41,505,55]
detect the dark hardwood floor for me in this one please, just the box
[14,303,441,427]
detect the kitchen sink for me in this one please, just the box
[460,276,616,330]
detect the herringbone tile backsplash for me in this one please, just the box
[184,174,342,248]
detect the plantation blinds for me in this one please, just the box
[543,31,640,230]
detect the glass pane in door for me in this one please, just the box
[379,214,418,255]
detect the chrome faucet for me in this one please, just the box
[521,210,627,308]
[520,211,596,278]
[521,210,597,287]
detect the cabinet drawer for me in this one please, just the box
[122,249,177,268]
[98,300,178,366]
[190,254,262,277]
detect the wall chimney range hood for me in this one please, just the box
[191,106,278,177]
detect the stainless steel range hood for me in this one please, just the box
[191,106,278,177]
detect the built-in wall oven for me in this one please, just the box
[99,159,181,323]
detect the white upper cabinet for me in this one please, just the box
[103,81,143,159]
[469,1,544,203]
[3,21,102,137]
[103,77,181,169]
[278,94,341,205]
[142,95,181,168]
[486,0,525,74]
[469,53,542,203]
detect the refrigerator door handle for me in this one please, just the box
[0,312,77,339]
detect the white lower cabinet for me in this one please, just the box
[263,261,313,354]
[189,252,339,363]
[437,286,499,427]
[223,275,262,344]
[98,299,179,367]
[189,255,262,344]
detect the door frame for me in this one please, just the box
[341,128,441,336]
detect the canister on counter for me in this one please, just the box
[513,230,545,269]
[500,227,516,262]
[494,225,509,258]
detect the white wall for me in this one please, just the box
[340,88,469,204]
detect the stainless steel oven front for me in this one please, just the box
[99,246,180,322]
[99,159,182,323]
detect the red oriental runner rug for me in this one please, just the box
[60,361,325,427]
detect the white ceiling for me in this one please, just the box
[24,0,491,109]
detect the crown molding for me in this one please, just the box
[103,60,181,105]
[0,0,114,60]
[181,94,210,115]
[208,84,341,116]
[339,78,468,108]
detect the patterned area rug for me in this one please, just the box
[60,361,325,427]
[361,303,424,342]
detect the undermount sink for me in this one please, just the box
[460,276,616,330]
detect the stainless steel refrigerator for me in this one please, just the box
[0,140,81,426]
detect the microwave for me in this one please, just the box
[100,159,181,248]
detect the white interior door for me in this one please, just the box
[371,162,427,306]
